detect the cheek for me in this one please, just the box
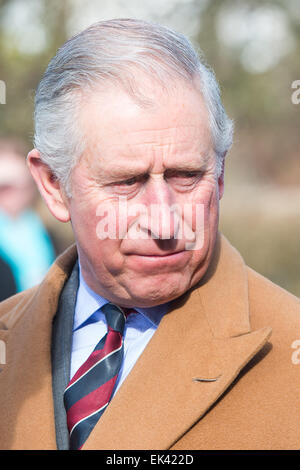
[94,199,132,241]
[186,180,218,232]
[72,201,128,273]
[73,206,97,238]
[186,189,219,276]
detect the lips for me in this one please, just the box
[128,250,185,257]
[124,248,191,274]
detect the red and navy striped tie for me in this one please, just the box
[63,303,128,450]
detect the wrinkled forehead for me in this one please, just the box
[79,76,213,164]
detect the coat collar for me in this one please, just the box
[0,234,271,449]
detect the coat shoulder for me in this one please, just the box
[246,266,300,388]
[0,244,77,331]
[247,266,300,333]
[0,287,39,330]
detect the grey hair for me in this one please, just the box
[34,18,234,196]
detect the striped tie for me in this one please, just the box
[63,303,127,450]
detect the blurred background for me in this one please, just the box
[0,0,299,298]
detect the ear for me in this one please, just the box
[27,149,70,223]
[218,156,225,200]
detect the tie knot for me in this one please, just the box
[122,308,136,318]
[101,303,126,334]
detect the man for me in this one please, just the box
[0,19,299,450]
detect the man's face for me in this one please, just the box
[61,80,224,307]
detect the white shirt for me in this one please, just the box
[71,264,169,396]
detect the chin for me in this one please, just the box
[124,273,191,308]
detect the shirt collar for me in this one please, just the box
[74,262,169,331]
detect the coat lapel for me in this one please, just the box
[0,245,77,450]
[82,234,272,450]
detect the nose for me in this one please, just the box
[139,177,180,240]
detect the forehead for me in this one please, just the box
[79,79,213,169]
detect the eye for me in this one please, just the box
[166,170,203,186]
[120,177,139,186]
[108,174,148,195]
[181,171,201,179]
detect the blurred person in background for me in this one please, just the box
[0,255,16,301]
[0,139,56,295]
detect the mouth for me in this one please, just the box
[126,250,190,272]
[129,250,185,258]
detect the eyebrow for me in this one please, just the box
[103,167,147,181]
[103,164,206,182]
[96,153,211,182]
[164,163,208,173]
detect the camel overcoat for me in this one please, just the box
[0,234,299,450]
